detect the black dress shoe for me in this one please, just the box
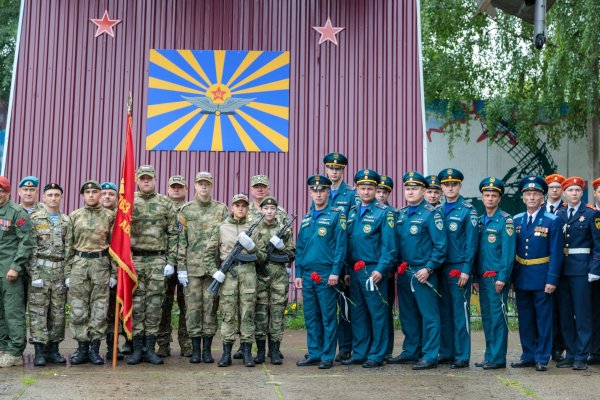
[296,358,320,366]
[474,360,487,368]
[335,351,351,362]
[556,359,574,368]
[340,357,366,366]
[535,363,547,371]
[319,360,333,369]
[384,354,394,362]
[387,355,418,364]
[437,357,453,364]
[587,355,600,365]
[551,350,564,362]
[573,360,588,370]
[450,360,469,369]
[362,360,383,368]
[412,360,437,370]
[510,360,535,368]
[482,362,506,370]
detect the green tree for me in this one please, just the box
[0,0,19,106]
[422,0,600,176]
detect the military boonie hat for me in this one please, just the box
[323,152,348,168]
[18,176,39,188]
[251,175,270,187]
[195,171,213,183]
[137,165,155,178]
[518,176,548,194]
[169,175,187,187]
[354,169,380,186]
[403,171,427,187]
[378,175,394,192]
[561,176,585,191]
[231,193,250,205]
[438,168,464,184]
[43,183,63,194]
[80,180,102,194]
[101,182,118,192]
[545,173,565,185]
[425,175,442,190]
[260,196,279,207]
[479,177,505,195]
[307,175,332,190]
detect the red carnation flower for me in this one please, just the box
[354,260,366,272]
[310,272,322,284]
[482,270,497,279]
[449,269,461,278]
[397,262,408,275]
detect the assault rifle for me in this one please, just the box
[257,214,297,277]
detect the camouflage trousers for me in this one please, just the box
[185,275,219,338]
[255,263,289,342]
[0,276,26,357]
[131,255,166,336]
[157,273,191,349]
[28,260,67,344]
[219,263,257,344]
[68,256,110,342]
[106,287,125,337]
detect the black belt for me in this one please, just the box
[38,256,64,262]
[132,249,165,257]
[75,249,109,259]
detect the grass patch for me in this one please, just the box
[497,377,540,400]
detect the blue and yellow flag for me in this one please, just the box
[146,50,290,152]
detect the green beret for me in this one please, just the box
[80,180,102,194]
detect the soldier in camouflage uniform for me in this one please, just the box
[28,183,69,366]
[178,172,228,364]
[65,180,116,365]
[253,196,295,365]
[203,193,265,368]
[0,176,35,368]
[127,165,181,365]
[157,175,192,358]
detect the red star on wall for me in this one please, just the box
[313,18,344,46]
[90,10,121,38]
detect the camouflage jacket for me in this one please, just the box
[255,219,296,267]
[0,199,35,275]
[202,215,266,276]
[249,201,290,225]
[131,191,182,266]
[179,195,228,276]
[20,202,45,215]
[65,204,115,276]
[28,207,70,279]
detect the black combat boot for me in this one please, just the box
[270,340,283,365]
[126,335,144,365]
[190,337,201,364]
[105,334,123,361]
[46,342,66,364]
[88,340,105,365]
[218,342,233,367]
[33,343,46,366]
[143,336,164,365]
[268,335,284,360]
[254,339,266,364]
[233,343,244,359]
[242,342,255,367]
[202,336,214,363]
[70,341,89,365]
[121,334,133,355]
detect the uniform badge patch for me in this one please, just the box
[449,222,458,232]
[363,224,372,234]
[340,215,347,230]
[410,225,418,235]
[579,216,586,222]
[596,217,600,230]
[488,233,496,243]
[387,214,395,229]
[471,215,478,227]
[506,224,514,236]
[318,227,327,236]
[435,219,443,231]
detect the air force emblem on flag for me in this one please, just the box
[147,50,290,152]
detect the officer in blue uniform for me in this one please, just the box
[474,177,516,370]
[424,175,442,208]
[376,175,398,360]
[388,171,446,370]
[437,168,478,369]
[295,175,348,369]
[555,176,600,370]
[341,169,396,368]
[323,152,356,362]
[510,176,564,371]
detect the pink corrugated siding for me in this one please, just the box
[7,0,423,215]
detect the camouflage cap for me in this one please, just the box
[231,193,250,205]
[80,180,101,194]
[251,175,270,187]
[169,175,187,187]
[195,171,213,183]
[137,165,155,178]
[260,196,278,207]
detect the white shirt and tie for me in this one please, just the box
[546,200,562,214]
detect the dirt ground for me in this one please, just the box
[0,330,598,400]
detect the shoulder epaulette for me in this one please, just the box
[375,202,388,210]
[424,204,435,212]
[544,212,558,220]
[586,204,596,210]
[500,210,511,218]
[462,200,473,208]
[562,202,567,207]
[514,212,525,219]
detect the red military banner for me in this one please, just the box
[109,98,138,343]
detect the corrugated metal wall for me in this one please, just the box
[6,0,423,216]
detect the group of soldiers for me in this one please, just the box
[1,151,600,372]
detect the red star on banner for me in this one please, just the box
[313,18,344,46]
[211,86,226,102]
[90,10,121,38]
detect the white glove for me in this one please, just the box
[65,278,70,288]
[164,264,175,277]
[270,235,285,250]
[109,277,117,288]
[212,270,226,283]
[236,232,255,251]
[588,273,600,283]
[31,279,44,288]
[178,270,188,287]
